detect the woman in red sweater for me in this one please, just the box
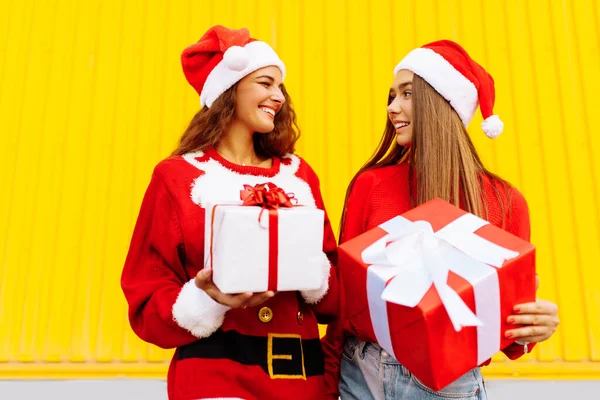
[323,41,559,399]
[121,25,338,400]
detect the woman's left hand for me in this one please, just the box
[505,299,560,343]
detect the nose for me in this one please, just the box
[271,87,285,105]
[387,96,401,115]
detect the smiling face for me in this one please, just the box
[387,69,414,146]
[233,66,286,134]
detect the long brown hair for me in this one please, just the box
[340,74,509,239]
[172,83,300,158]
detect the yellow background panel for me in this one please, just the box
[1,0,599,379]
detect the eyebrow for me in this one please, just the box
[391,81,412,92]
[255,75,275,82]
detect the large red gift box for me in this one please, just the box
[339,198,536,391]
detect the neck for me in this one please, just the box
[216,122,260,165]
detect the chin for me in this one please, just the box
[254,122,275,134]
[396,134,412,147]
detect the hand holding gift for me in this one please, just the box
[194,267,275,309]
[506,277,560,344]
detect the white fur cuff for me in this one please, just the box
[300,253,332,304]
[172,279,231,338]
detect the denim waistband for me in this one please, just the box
[345,335,400,365]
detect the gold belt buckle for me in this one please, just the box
[267,333,307,380]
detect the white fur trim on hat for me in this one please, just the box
[172,279,231,338]
[481,114,504,138]
[200,41,286,108]
[223,45,250,71]
[394,48,478,127]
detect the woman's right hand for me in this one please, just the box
[195,268,275,309]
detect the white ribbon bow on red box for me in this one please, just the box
[362,213,519,364]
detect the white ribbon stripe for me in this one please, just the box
[362,214,519,364]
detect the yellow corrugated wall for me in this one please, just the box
[1,0,599,379]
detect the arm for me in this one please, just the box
[298,165,339,323]
[322,171,375,398]
[502,186,560,357]
[121,173,230,349]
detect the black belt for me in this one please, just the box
[177,329,324,379]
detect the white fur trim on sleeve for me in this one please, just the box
[300,252,332,304]
[172,279,231,338]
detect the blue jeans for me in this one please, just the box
[339,336,487,400]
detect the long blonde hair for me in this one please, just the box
[340,74,509,239]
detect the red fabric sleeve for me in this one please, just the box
[505,185,531,242]
[322,171,375,398]
[501,185,537,359]
[321,299,346,398]
[299,162,340,323]
[121,173,199,349]
[340,171,376,244]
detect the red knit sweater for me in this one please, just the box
[322,162,534,398]
[121,148,338,400]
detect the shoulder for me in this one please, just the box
[506,183,528,210]
[153,153,201,173]
[481,174,530,233]
[503,181,530,226]
[482,175,528,210]
[151,153,205,189]
[288,154,320,185]
[352,163,410,194]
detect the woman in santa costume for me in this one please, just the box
[121,25,338,400]
[322,40,560,399]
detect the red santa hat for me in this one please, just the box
[181,25,286,108]
[394,40,504,139]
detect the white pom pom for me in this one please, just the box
[481,115,504,139]
[223,46,250,71]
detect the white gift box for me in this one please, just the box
[204,203,325,294]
